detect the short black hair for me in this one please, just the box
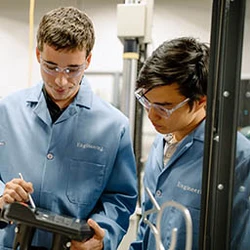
[137,37,210,106]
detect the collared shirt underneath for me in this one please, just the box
[163,134,179,167]
[42,86,67,123]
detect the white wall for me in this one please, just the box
[0,0,209,98]
[0,0,249,97]
[1,0,249,96]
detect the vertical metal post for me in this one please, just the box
[200,0,246,249]
[117,0,154,206]
[120,39,139,143]
[120,38,145,212]
[112,72,122,110]
[134,44,147,205]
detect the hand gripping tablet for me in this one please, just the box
[0,202,94,250]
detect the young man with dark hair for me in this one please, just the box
[130,37,250,250]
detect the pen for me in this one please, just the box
[18,173,36,209]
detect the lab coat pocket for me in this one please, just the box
[66,159,106,205]
[172,182,201,249]
[173,180,201,209]
[162,206,200,250]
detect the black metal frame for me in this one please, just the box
[200,0,246,249]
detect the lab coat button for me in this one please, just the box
[239,186,245,192]
[47,153,54,160]
[156,190,162,197]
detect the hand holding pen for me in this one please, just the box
[18,173,36,209]
[0,174,36,210]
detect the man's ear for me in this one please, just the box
[84,53,92,70]
[36,47,41,63]
[195,96,207,110]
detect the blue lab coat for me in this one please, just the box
[0,79,137,249]
[130,120,250,250]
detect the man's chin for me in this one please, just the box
[154,126,168,134]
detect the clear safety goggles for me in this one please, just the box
[40,57,85,78]
[135,88,190,118]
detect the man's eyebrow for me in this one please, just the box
[154,101,172,106]
[67,64,83,68]
[43,59,56,65]
[144,93,173,106]
[43,59,81,68]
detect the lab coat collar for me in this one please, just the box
[154,135,165,171]
[164,120,205,169]
[153,120,206,171]
[25,77,93,109]
[25,79,93,125]
[74,77,93,109]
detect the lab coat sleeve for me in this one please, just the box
[129,193,148,250]
[128,217,145,250]
[0,107,4,195]
[129,136,160,250]
[0,181,4,195]
[231,155,250,249]
[90,123,138,250]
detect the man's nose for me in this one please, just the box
[148,106,161,121]
[55,73,68,86]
